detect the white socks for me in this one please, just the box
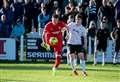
[70,57,76,71]
[94,53,97,65]
[74,58,77,66]
[113,53,117,64]
[80,60,86,72]
[102,54,105,66]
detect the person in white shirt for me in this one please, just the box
[67,14,87,76]
[66,14,75,65]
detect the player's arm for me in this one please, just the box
[62,22,72,39]
[111,31,115,40]
[111,32,114,41]
[110,29,115,41]
[42,23,49,43]
[94,36,98,52]
[61,22,68,32]
[94,29,98,49]
[41,24,50,51]
[83,29,87,49]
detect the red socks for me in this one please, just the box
[54,55,61,68]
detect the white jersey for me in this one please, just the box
[67,22,87,45]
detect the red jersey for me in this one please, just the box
[44,21,66,46]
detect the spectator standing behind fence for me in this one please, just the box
[0,0,3,9]
[11,0,24,25]
[115,0,120,20]
[87,20,96,60]
[94,21,110,66]
[107,1,115,30]
[0,0,13,37]
[67,14,74,24]
[67,1,77,16]
[38,6,50,38]
[86,0,97,27]
[33,0,42,32]
[98,0,114,32]
[54,8,63,20]
[10,18,25,61]
[0,15,10,37]
[62,6,72,23]
[76,5,87,27]
[23,0,34,33]
[50,1,59,16]
[111,19,120,65]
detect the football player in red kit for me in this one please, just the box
[42,14,66,75]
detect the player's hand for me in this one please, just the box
[62,41,66,45]
[62,27,67,32]
[65,35,69,40]
[41,42,50,51]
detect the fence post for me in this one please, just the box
[88,37,92,60]
[20,35,24,62]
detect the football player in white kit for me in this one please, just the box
[67,14,87,76]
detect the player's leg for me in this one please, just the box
[53,46,62,68]
[52,45,62,75]
[67,46,70,65]
[77,45,87,77]
[54,52,61,68]
[94,50,98,65]
[102,44,107,66]
[113,51,118,64]
[102,51,106,66]
[70,53,78,75]
[93,44,100,65]
[68,45,78,75]
[52,52,61,76]
[88,37,92,60]
[74,54,77,66]
[113,44,119,64]
[78,52,87,77]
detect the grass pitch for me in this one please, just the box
[0,63,120,82]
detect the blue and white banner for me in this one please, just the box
[26,37,67,59]
[0,38,16,60]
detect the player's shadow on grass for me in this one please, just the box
[0,65,52,70]
[59,67,120,72]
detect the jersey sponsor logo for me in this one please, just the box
[73,29,79,34]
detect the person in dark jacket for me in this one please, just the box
[115,0,120,20]
[111,19,120,65]
[23,0,35,33]
[11,0,24,25]
[98,0,114,32]
[0,0,13,37]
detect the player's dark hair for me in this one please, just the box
[75,14,83,20]
[52,14,59,19]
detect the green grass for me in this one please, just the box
[0,63,120,82]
